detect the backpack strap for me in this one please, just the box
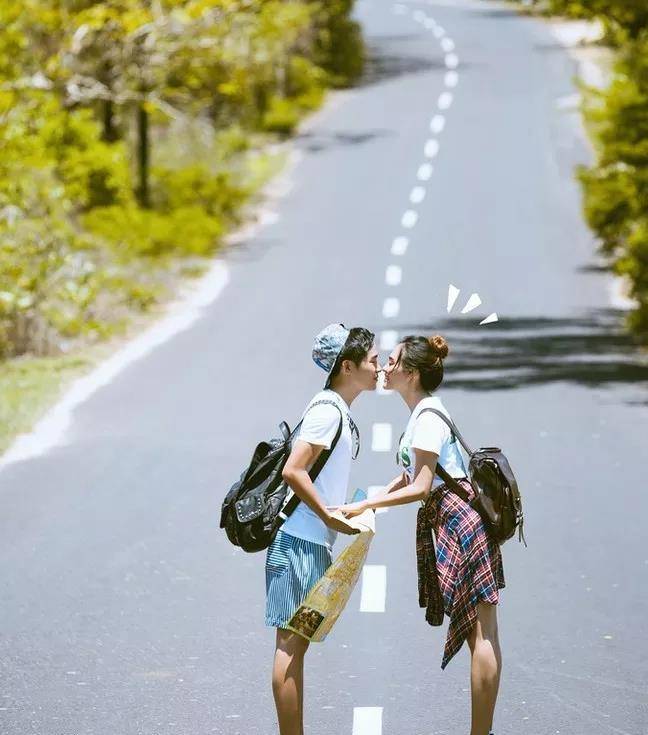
[276,400,345,524]
[416,407,472,501]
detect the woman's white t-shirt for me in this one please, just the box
[398,395,467,487]
[281,390,353,551]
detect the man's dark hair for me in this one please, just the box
[328,327,375,381]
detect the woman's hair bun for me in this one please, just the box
[428,334,449,359]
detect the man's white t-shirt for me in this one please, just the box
[398,395,467,487]
[281,390,353,551]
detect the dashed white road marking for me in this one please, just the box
[368,486,389,514]
[424,139,440,158]
[360,566,387,612]
[379,330,399,350]
[371,423,393,452]
[430,114,445,133]
[441,37,455,52]
[401,209,418,228]
[417,163,433,181]
[445,70,459,87]
[391,236,409,255]
[382,297,400,318]
[445,52,459,68]
[424,17,436,30]
[409,186,426,204]
[413,9,426,23]
[385,264,403,286]
[438,91,453,110]
[434,25,445,38]
[353,707,383,735]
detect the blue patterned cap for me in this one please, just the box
[312,323,351,385]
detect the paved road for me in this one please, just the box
[2,1,647,734]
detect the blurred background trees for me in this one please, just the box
[541,0,648,338]
[0,0,364,358]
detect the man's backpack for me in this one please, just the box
[220,400,343,553]
[418,408,526,546]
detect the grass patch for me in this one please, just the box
[0,352,94,455]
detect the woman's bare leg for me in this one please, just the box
[466,602,502,735]
[272,628,310,735]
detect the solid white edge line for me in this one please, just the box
[360,565,387,613]
[0,263,230,471]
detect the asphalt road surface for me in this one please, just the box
[2,1,648,734]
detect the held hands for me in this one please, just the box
[327,499,370,519]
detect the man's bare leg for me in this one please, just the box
[272,628,310,735]
[466,602,502,735]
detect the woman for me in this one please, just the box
[336,335,505,735]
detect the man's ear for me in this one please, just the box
[342,358,352,376]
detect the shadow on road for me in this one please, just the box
[389,310,648,392]
[294,128,395,154]
[358,44,447,88]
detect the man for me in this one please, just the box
[266,323,378,735]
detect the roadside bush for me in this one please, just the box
[82,204,224,259]
[262,96,302,135]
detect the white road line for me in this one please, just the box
[368,486,389,514]
[417,163,433,181]
[371,423,393,452]
[385,264,402,286]
[424,17,436,30]
[409,186,426,204]
[353,707,383,735]
[413,9,426,22]
[441,37,455,52]
[430,114,445,133]
[401,210,418,228]
[360,566,387,612]
[438,91,453,110]
[0,262,230,471]
[445,52,459,69]
[382,297,400,318]
[445,70,459,87]
[379,330,399,350]
[391,236,409,255]
[424,139,440,158]
[434,25,445,38]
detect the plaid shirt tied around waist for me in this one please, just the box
[416,477,505,669]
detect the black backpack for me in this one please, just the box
[220,400,343,553]
[418,408,526,546]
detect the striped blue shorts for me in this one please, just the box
[265,530,332,628]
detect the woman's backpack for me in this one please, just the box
[220,400,343,553]
[418,408,526,546]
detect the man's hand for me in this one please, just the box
[323,511,361,535]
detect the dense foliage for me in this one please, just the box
[542,0,648,337]
[0,0,364,357]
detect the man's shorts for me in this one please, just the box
[265,530,331,628]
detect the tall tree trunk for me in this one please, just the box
[136,102,150,208]
[102,99,118,142]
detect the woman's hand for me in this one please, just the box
[329,500,370,518]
